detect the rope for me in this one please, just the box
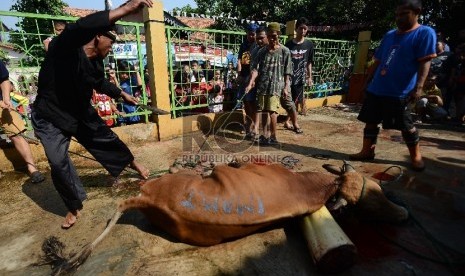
[377,165,404,187]
[1,128,168,179]
[197,91,248,154]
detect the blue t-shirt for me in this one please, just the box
[368,25,436,98]
[0,61,9,101]
[119,78,140,123]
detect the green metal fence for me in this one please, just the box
[165,25,245,118]
[165,25,356,118]
[308,37,356,98]
[0,10,356,124]
[0,10,150,130]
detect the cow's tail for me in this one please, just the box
[40,203,128,275]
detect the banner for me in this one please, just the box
[112,43,146,59]
[173,44,230,66]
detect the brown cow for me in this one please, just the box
[43,162,408,275]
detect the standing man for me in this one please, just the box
[249,26,269,140]
[245,22,293,145]
[32,0,153,229]
[349,0,436,171]
[283,17,314,133]
[0,61,45,183]
[237,23,258,136]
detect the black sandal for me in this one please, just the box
[30,171,45,183]
[294,128,303,134]
[284,124,294,130]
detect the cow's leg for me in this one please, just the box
[349,125,379,161]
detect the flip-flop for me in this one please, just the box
[283,124,294,130]
[294,128,303,134]
[30,171,45,183]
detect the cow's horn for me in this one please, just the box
[342,161,356,173]
[322,164,343,175]
[329,197,348,211]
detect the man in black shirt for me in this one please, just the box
[283,17,314,133]
[32,0,153,229]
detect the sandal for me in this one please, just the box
[268,137,280,146]
[30,171,45,183]
[294,128,303,134]
[283,124,294,130]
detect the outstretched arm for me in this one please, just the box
[108,0,153,24]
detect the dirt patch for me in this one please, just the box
[1,107,464,275]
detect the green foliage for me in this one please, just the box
[9,0,68,66]
[0,48,9,63]
[172,4,199,15]
[193,0,465,42]
[210,17,242,32]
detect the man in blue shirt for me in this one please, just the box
[350,0,436,171]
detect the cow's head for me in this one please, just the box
[323,162,409,223]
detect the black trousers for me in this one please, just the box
[32,111,134,211]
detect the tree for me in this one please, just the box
[192,0,465,42]
[0,48,9,64]
[172,4,199,15]
[9,0,68,66]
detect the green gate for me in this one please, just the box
[0,10,150,129]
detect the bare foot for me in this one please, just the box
[62,210,81,229]
[130,161,149,179]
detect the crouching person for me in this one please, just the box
[415,74,448,122]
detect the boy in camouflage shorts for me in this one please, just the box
[245,22,293,145]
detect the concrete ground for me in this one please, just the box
[0,106,464,275]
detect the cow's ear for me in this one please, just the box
[322,164,343,175]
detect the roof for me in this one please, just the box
[0,43,15,50]
[176,17,215,29]
[63,7,97,18]
[63,7,216,29]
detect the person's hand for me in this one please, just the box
[123,0,153,13]
[283,87,289,97]
[121,91,139,105]
[427,95,439,104]
[408,86,423,103]
[0,99,13,110]
[244,84,252,94]
[283,83,290,97]
[306,76,313,86]
[115,110,126,116]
